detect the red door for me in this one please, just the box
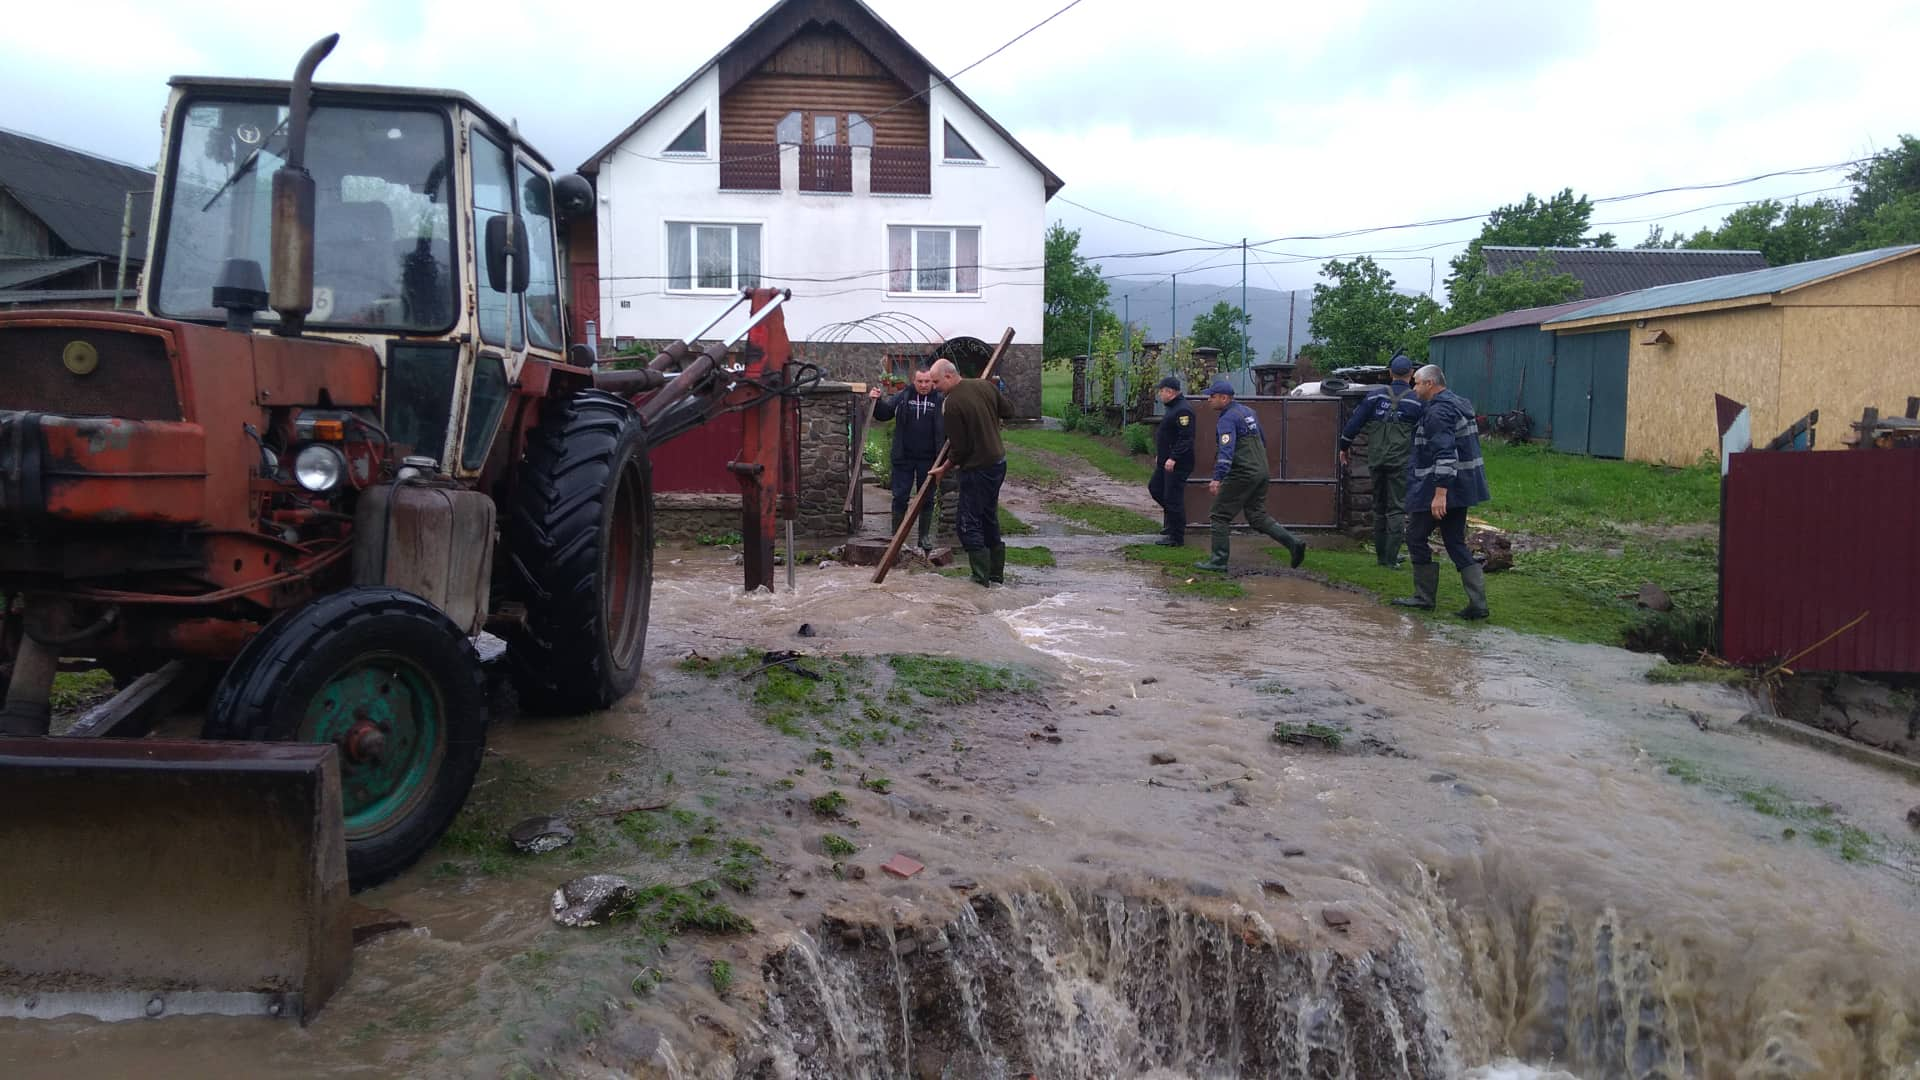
[569,263,599,347]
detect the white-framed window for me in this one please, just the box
[943,121,983,163]
[666,221,761,292]
[887,225,980,295]
[663,111,707,156]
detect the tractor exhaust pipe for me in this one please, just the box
[269,33,339,336]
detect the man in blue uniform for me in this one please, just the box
[1393,364,1492,619]
[1194,378,1307,573]
[868,366,943,550]
[1337,353,1423,567]
[1148,376,1195,546]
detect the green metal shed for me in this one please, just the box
[1426,298,1630,458]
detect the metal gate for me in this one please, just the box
[1550,329,1628,458]
[1181,396,1342,528]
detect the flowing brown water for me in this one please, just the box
[3,536,1917,1078]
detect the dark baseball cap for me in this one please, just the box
[1156,375,1182,392]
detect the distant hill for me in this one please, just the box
[1101,279,1315,361]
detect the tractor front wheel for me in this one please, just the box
[204,587,487,890]
[505,390,654,715]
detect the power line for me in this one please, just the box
[615,0,1089,169]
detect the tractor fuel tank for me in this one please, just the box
[351,484,495,635]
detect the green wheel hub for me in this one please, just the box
[302,652,445,838]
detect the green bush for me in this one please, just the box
[1059,405,1084,433]
[1123,423,1154,456]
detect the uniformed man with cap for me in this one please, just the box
[1148,375,1195,546]
[1337,352,1423,567]
[1393,364,1492,619]
[1195,378,1307,572]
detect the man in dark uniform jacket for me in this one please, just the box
[868,366,944,549]
[1149,376,1196,546]
[1337,353,1424,567]
[1393,364,1493,619]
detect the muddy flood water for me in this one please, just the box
[5,533,1919,1079]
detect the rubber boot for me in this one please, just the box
[1373,519,1390,567]
[1456,564,1491,620]
[989,543,1006,584]
[890,509,905,539]
[1392,563,1439,609]
[1268,523,1307,568]
[917,520,933,550]
[1194,526,1231,572]
[1385,523,1406,569]
[965,548,992,587]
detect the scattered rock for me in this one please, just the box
[1321,908,1352,931]
[1260,879,1292,898]
[846,864,867,881]
[947,878,978,891]
[882,854,926,879]
[349,903,411,946]
[1637,582,1674,612]
[923,936,950,956]
[1043,722,1058,733]
[1908,806,1920,831]
[1469,530,1514,573]
[1027,730,1063,744]
[793,1033,819,1059]
[1150,750,1179,766]
[926,547,956,567]
[508,815,576,855]
[551,874,635,928]
[1090,705,1120,716]
[789,887,808,899]
[1452,782,1484,798]
[1688,710,1712,732]
[1282,848,1307,858]
[796,622,816,637]
[1141,676,1159,685]
[840,927,864,949]
[1427,772,1457,783]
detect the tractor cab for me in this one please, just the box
[143,71,592,477]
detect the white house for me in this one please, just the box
[576,0,1062,417]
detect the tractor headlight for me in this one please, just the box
[293,444,346,493]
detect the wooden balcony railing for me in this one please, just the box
[870,147,931,195]
[718,143,780,191]
[798,144,852,193]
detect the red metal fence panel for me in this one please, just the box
[719,144,780,191]
[1181,396,1342,528]
[649,412,745,493]
[870,148,930,195]
[1721,449,1920,672]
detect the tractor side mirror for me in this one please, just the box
[484,214,530,294]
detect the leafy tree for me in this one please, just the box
[1043,222,1119,364]
[1637,225,1683,249]
[1310,257,1420,368]
[1445,188,1611,313]
[1400,295,1448,362]
[1675,135,1920,265]
[1444,257,1582,329]
[1683,198,1844,265]
[1189,301,1252,365]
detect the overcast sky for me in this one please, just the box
[6,0,1915,309]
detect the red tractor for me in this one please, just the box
[0,37,800,894]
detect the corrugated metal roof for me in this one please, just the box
[1483,245,1768,298]
[0,255,104,290]
[1430,295,1610,338]
[0,127,154,257]
[1721,448,1920,672]
[0,287,133,305]
[1541,245,1920,326]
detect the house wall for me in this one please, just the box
[1622,304,1782,465]
[0,189,53,258]
[592,71,1047,417]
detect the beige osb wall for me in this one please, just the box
[1622,305,1783,465]
[1779,305,1920,440]
[1776,251,1920,307]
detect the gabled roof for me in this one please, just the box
[1483,245,1767,299]
[578,0,1062,198]
[1430,295,1608,338]
[1542,245,1920,329]
[0,127,154,256]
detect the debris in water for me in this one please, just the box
[1141,675,1159,685]
[796,622,816,637]
[1427,772,1457,783]
[508,815,576,854]
[1150,750,1178,765]
[1260,879,1291,898]
[881,854,925,879]
[1908,805,1920,831]
[552,874,636,928]
[1028,730,1062,744]
[948,878,978,891]
[350,903,412,945]
[1688,709,1712,732]
[1283,847,1306,858]
[1090,704,1119,716]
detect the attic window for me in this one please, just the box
[664,112,706,155]
[943,121,982,163]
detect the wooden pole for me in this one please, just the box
[871,327,1014,584]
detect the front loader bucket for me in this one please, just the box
[0,738,351,1023]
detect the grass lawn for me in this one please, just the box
[1003,429,1154,484]
[1056,501,1161,535]
[1278,443,1724,648]
[998,506,1035,535]
[1003,448,1062,484]
[1004,545,1056,567]
[1121,543,1245,599]
[1041,363,1072,418]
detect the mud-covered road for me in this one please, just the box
[5,472,1919,1079]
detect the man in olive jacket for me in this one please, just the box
[1194,378,1306,573]
[1392,364,1493,619]
[928,358,1013,586]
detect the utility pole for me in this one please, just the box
[1285,291,1295,362]
[1170,273,1176,345]
[1240,238,1248,371]
[114,190,149,310]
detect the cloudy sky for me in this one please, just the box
[5,0,1915,306]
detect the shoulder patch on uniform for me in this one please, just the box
[1178,414,1189,426]
[1220,433,1232,444]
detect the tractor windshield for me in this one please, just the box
[153,98,455,332]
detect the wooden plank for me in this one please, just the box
[872,329,1014,584]
[65,660,210,739]
[721,73,928,146]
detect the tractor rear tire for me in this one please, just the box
[505,389,654,715]
[204,587,487,891]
